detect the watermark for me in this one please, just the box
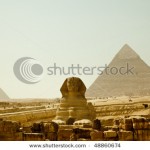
[13,57,44,84]
[13,57,135,84]
[47,63,134,76]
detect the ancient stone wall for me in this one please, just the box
[0,120,22,141]
[95,103,150,117]
[0,116,150,141]
[0,109,56,125]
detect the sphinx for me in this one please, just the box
[55,77,96,121]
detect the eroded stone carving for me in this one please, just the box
[55,77,96,121]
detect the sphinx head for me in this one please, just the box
[60,77,86,97]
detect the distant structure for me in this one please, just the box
[55,77,96,121]
[0,88,9,100]
[86,44,150,97]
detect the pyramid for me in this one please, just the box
[0,88,9,100]
[86,44,150,97]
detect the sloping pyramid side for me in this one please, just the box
[86,44,150,97]
[0,88,9,100]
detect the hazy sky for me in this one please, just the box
[0,0,150,98]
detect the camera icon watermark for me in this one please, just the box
[13,57,44,84]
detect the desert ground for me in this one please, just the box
[0,96,150,125]
[0,96,150,141]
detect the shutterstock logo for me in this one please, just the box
[13,57,135,84]
[13,57,44,84]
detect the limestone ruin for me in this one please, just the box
[0,45,150,141]
[0,116,150,141]
[55,77,96,121]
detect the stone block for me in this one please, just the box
[118,131,133,141]
[57,129,73,141]
[0,132,22,141]
[148,128,150,140]
[59,125,83,130]
[124,118,132,124]
[14,132,23,141]
[23,126,32,133]
[2,120,21,133]
[111,125,119,132]
[142,130,148,141]
[31,122,42,133]
[90,130,103,141]
[92,119,101,130]
[132,117,145,130]
[104,130,117,138]
[45,132,57,141]
[77,128,92,139]
[0,121,4,132]
[41,122,59,133]
[113,119,120,126]
[23,133,44,141]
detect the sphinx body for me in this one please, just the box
[55,77,96,121]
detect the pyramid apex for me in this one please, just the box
[86,44,150,97]
[115,44,140,59]
[121,44,134,50]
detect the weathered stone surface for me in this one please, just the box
[0,109,56,125]
[87,102,96,120]
[95,103,150,118]
[0,120,21,133]
[148,123,150,140]
[55,77,96,121]
[90,130,103,141]
[70,128,92,140]
[100,117,114,126]
[57,129,73,141]
[142,130,148,141]
[45,132,57,141]
[132,117,146,130]
[23,126,32,133]
[41,122,59,133]
[23,133,44,141]
[0,120,22,141]
[0,132,22,141]
[92,119,101,131]
[114,119,120,126]
[77,128,92,140]
[118,118,133,131]
[77,138,90,141]
[118,131,133,141]
[70,133,78,141]
[86,44,150,97]
[31,122,42,133]
[59,125,83,130]
[137,130,144,141]
[52,119,66,125]
[143,119,149,129]
[66,117,75,125]
[74,119,92,127]
[104,130,117,138]
[0,120,4,132]
[101,126,113,131]
[111,125,119,132]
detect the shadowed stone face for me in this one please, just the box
[60,77,86,98]
[67,78,79,92]
[55,77,96,121]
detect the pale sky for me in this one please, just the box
[0,0,150,98]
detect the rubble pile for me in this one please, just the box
[0,116,150,141]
